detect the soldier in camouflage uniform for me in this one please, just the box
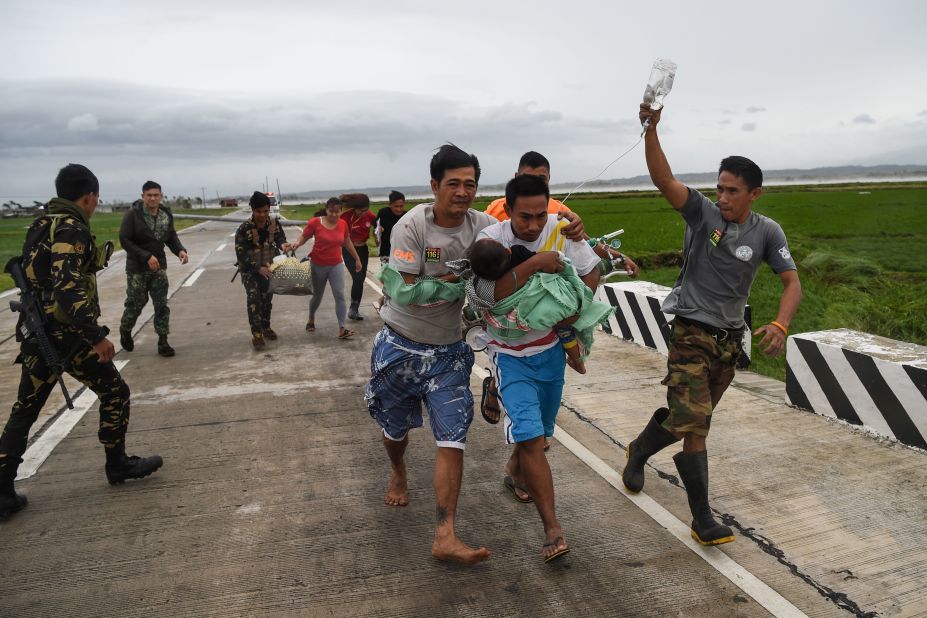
[119,180,189,357]
[621,104,802,547]
[234,191,292,349]
[0,164,163,521]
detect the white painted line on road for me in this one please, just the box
[18,360,130,480]
[365,277,383,294]
[183,268,205,287]
[216,243,227,251]
[553,428,807,618]
[469,365,806,618]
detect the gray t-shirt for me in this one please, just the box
[662,188,796,328]
[380,203,495,345]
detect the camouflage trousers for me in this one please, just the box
[0,328,130,481]
[661,319,742,437]
[120,270,170,336]
[240,271,273,335]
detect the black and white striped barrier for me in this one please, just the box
[785,329,927,450]
[595,281,752,369]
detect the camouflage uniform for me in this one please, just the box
[0,198,130,483]
[661,318,742,437]
[119,201,185,337]
[234,216,287,335]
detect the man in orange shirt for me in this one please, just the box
[484,151,569,221]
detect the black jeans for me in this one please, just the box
[342,244,369,305]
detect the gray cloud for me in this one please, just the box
[741,123,757,132]
[918,110,927,116]
[719,119,732,125]
[853,114,877,124]
[745,106,767,113]
[0,78,636,197]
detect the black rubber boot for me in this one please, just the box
[673,450,735,546]
[120,328,134,352]
[0,475,28,521]
[157,335,175,357]
[105,446,163,486]
[622,407,680,493]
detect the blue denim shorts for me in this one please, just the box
[366,326,475,449]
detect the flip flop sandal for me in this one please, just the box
[503,475,532,503]
[338,329,355,340]
[543,537,570,563]
[480,376,501,425]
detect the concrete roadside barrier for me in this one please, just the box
[595,280,752,368]
[785,329,927,449]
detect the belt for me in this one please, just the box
[674,315,744,342]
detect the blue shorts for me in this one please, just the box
[491,345,566,444]
[366,326,475,449]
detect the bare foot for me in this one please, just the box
[565,354,586,374]
[432,536,491,565]
[384,469,409,506]
[542,529,569,562]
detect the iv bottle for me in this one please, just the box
[642,58,677,111]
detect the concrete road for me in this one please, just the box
[0,217,924,617]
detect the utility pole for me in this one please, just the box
[201,187,206,208]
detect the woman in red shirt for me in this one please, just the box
[339,193,377,320]
[291,197,362,339]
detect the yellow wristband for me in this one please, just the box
[770,321,788,336]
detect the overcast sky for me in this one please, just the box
[2,0,926,201]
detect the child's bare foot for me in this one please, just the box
[565,353,586,374]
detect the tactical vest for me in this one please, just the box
[23,215,111,324]
[247,218,278,267]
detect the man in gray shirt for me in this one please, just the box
[622,103,802,546]
[366,144,495,566]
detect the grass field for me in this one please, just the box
[5,186,925,382]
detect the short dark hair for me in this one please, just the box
[518,151,550,171]
[249,191,270,209]
[325,197,342,209]
[719,156,763,190]
[340,193,370,210]
[55,163,99,202]
[505,174,550,211]
[430,143,480,183]
[388,190,405,203]
[468,238,511,281]
[142,180,162,193]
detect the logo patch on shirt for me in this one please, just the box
[709,228,723,246]
[735,245,754,261]
[425,247,442,263]
[392,249,415,263]
[778,246,792,260]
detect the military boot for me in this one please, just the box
[252,332,265,349]
[120,328,134,352]
[157,335,175,357]
[263,327,278,340]
[0,475,28,521]
[105,445,163,486]
[622,407,680,493]
[348,302,364,321]
[673,450,735,546]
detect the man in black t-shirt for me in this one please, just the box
[374,190,407,262]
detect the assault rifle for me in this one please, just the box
[4,256,74,409]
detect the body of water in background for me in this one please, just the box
[4,175,927,210]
